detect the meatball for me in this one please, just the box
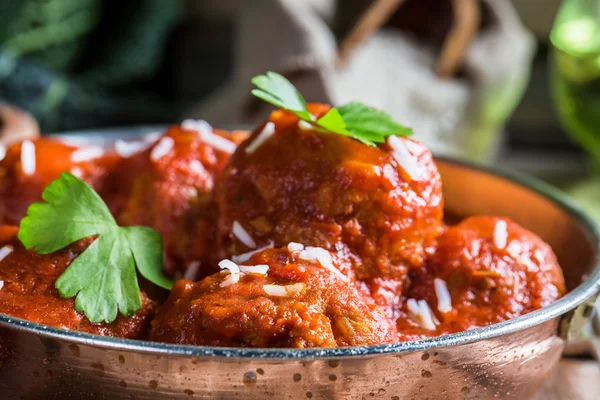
[0,226,156,338]
[103,123,248,279]
[149,245,398,348]
[396,217,566,339]
[0,138,117,225]
[215,104,443,317]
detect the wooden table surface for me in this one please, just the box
[534,359,599,400]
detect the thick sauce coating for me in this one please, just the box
[396,217,566,339]
[0,226,156,337]
[0,119,571,348]
[103,126,248,279]
[149,247,398,347]
[0,138,117,225]
[216,105,443,318]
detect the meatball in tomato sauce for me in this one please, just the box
[103,123,248,280]
[215,105,443,318]
[396,217,566,340]
[149,245,398,348]
[0,138,117,226]
[0,226,156,338]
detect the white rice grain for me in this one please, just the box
[297,120,313,130]
[201,131,237,154]
[220,273,240,287]
[417,300,439,331]
[388,136,424,181]
[115,139,153,158]
[232,241,274,263]
[218,259,241,287]
[70,146,104,163]
[263,283,306,297]
[407,298,439,331]
[287,242,305,252]
[246,122,275,154]
[21,140,36,175]
[0,245,12,262]
[219,259,240,275]
[150,136,174,161]
[238,264,269,276]
[493,220,508,250]
[232,221,257,249]
[298,246,348,282]
[183,261,201,281]
[182,119,236,154]
[434,278,452,313]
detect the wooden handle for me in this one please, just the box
[435,0,480,78]
[0,104,40,145]
[336,0,480,79]
[336,0,407,67]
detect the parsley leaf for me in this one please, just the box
[124,226,173,290]
[315,108,348,135]
[251,72,312,121]
[56,231,141,323]
[338,102,413,141]
[18,173,173,323]
[251,72,412,146]
[18,172,116,252]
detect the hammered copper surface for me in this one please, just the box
[0,319,562,399]
[0,146,598,400]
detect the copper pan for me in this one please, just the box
[0,126,598,400]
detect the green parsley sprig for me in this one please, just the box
[18,173,173,324]
[251,71,412,146]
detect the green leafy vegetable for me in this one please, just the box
[251,72,412,146]
[251,72,312,121]
[18,173,173,323]
[338,102,413,140]
[315,108,348,135]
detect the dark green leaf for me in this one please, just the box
[125,226,173,290]
[56,232,142,323]
[18,172,115,253]
[18,173,173,323]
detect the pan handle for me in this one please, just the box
[561,294,600,360]
[0,103,40,145]
[590,304,600,361]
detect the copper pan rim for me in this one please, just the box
[0,126,598,360]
